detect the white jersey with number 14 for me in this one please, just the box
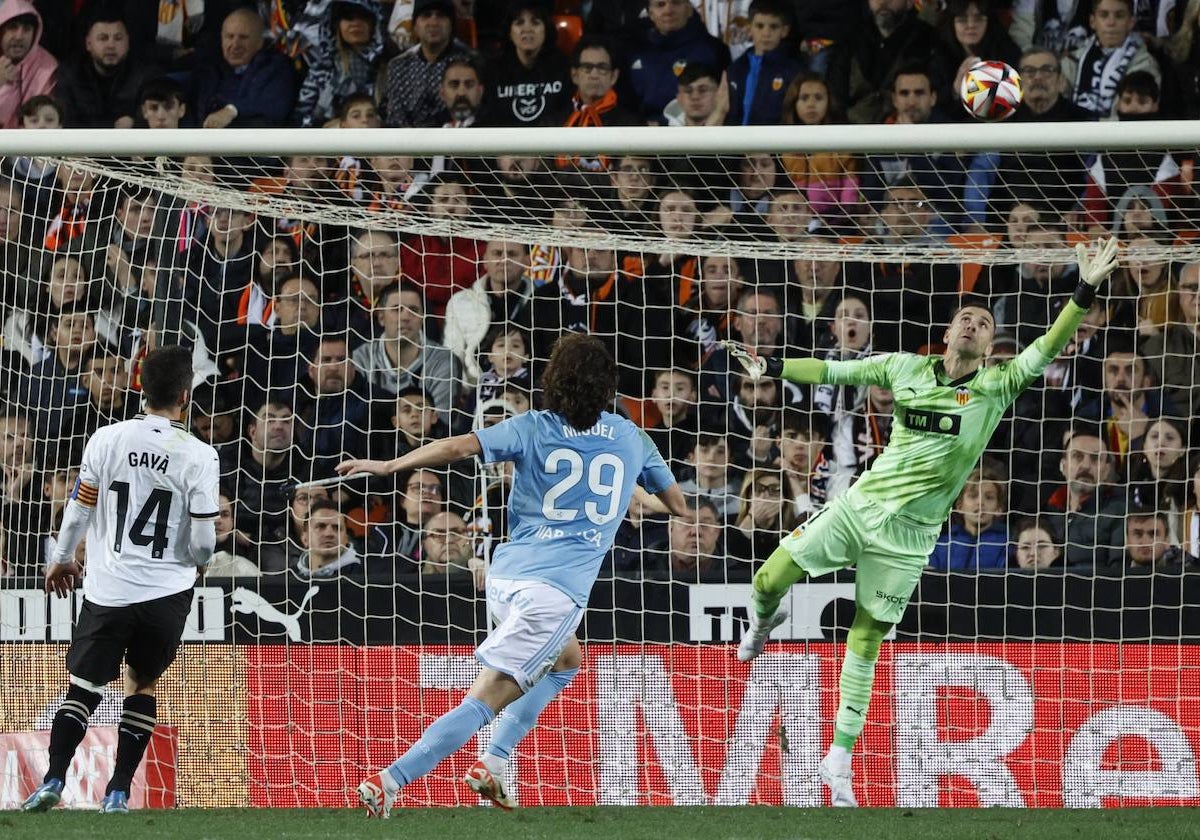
[76,414,221,607]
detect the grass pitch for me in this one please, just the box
[4,807,1194,840]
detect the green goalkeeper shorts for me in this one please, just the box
[777,488,940,624]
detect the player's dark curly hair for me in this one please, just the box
[542,333,616,431]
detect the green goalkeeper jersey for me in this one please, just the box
[791,301,1089,526]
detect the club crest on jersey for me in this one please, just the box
[955,387,971,406]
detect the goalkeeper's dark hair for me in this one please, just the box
[542,333,616,431]
[140,345,193,410]
[950,299,995,327]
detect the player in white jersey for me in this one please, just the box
[21,346,220,816]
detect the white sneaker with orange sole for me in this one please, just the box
[356,771,397,818]
[464,760,516,810]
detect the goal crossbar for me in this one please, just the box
[1,120,1198,157]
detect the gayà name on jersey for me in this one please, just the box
[128,451,171,474]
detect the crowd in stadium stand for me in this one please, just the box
[1,0,1199,584]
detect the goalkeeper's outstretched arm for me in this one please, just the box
[721,343,892,389]
[993,237,1121,400]
[724,238,1121,391]
[721,342,828,383]
[1029,237,1120,354]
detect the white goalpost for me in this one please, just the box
[0,122,1199,810]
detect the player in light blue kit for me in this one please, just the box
[336,334,687,817]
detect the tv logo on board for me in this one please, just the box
[686,583,893,642]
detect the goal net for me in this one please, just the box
[2,123,1200,810]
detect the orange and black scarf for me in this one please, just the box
[44,200,89,251]
[558,90,619,171]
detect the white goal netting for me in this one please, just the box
[2,125,1200,809]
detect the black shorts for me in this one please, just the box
[66,588,193,686]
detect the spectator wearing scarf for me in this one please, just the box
[553,36,639,171]
[1062,0,1160,117]
[293,0,387,127]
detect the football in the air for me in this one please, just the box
[959,60,1023,121]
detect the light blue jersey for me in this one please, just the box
[474,409,675,606]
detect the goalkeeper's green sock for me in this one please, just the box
[751,546,806,619]
[831,649,878,754]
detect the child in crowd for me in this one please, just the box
[20,94,60,129]
[11,95,61,204]
[679,433,742,521]
[464,326,532,422]
[778,409,831,516]
[725,0,802,125]
[636,368,700,475]
[779,74,859,223]
[1127,416,1190,541]
[928,460,1009,571]
[334,93,384,200]
[363,154,418,211]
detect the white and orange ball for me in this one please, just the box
[959,60,1023,121]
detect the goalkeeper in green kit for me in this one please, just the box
[722,237,1120,807]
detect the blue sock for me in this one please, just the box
[486,668,578,762]
[387,696,495,787]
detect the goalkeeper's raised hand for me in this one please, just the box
[1076,236,1120,288]
[720,340,782,381]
